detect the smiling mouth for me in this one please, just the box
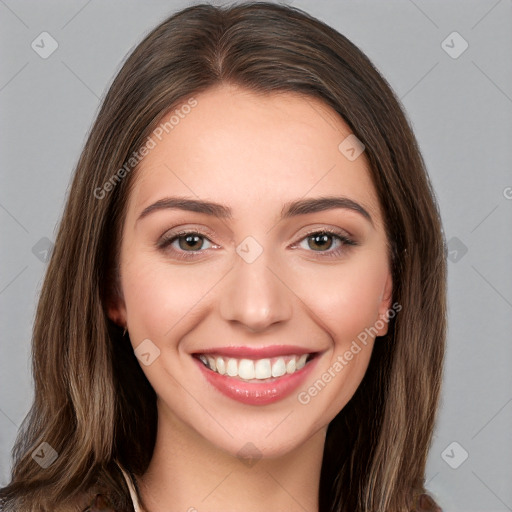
[193,353,317,382]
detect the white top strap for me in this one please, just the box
[116,462,142,512]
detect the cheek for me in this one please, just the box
[294,262,386,421]
[295,256,388,347]
[121,254,220,340]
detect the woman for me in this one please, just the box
[0,2,446,511]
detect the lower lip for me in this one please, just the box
[193,356,319,405]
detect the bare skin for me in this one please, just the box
[108,83,392,512]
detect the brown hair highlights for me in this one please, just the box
[0,3,446,511]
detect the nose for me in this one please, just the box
[218,247,293,333]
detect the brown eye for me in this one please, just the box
[157,231,215,260]
[177,233,206,251]
[307,233,335,251]
[294,229,357,258]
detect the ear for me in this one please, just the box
[107,296,127,328]
[375,271,393,336]
[105,276,127,328]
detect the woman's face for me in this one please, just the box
[109,83,392,458]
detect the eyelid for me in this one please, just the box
[158,224,219,243]
[288,226,357,256]
[290,225,355,244]
[157,228,218,250]
[156,223,359,263]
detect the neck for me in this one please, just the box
[136,400,326,512]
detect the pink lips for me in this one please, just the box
[192,345,319,406]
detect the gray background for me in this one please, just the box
[1,1,511,510]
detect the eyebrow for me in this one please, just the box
[136,196,373,225]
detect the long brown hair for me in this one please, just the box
[0,3,446,511]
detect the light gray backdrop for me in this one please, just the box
[1,1,511,511]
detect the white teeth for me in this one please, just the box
[271,358,286,377]
[207,356,216,372]
[215,357,226,375]
[238,359,255,380]
[198,353,311,380]
[254,359,272,379]
[297,354,307,369]
[286,358,296,374]
[226,358,238,377]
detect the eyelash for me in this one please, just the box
[157,228,357,261]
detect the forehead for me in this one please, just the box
[127,84,381,224]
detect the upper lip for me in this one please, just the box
[193,345,315,359]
